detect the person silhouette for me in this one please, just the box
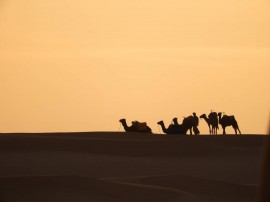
[192,112,200,135]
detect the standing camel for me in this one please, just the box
[217,113,241,135]
[200,114,211,134]
[200,113,219,135]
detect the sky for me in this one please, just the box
[0,0,270,134]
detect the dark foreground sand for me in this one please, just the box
[0,132,267,202]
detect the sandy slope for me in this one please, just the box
[0,132,266,202]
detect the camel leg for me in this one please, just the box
[236,123,241,135]
[235,127,241,135]
[190,128,193,135]
[238,128,241,135]
[223,126,226,135]
[194,126,199,135]
[234,127,238,135]
[233,124,241,135]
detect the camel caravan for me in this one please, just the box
[119,111,241,135]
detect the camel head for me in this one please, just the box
[119,119,126,123]
[200,114,207,119]
[157,121,164,125]
[218,112,223,117]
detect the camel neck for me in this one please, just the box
[121,121,130,131]
[204,117,210,125]
[218,114,222,124]
[159,122,168,134]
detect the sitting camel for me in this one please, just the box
[200,112,219,135]
[119,119,152,133]
[157,116,196,135]
[217,112,241,135]
[157,120,179,135]
[173,117,198,135]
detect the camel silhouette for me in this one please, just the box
[217,112,241,135]
[119,119,152,133]
[200,112,219,135]
[157,116,196,135]
[172,117,187,134]
[157,121,185,135]
[173,117,198,135]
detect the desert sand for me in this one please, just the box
[0,132,267,202]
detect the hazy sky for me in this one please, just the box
[1,0,270,134]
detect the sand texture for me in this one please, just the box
[0,132,266,202]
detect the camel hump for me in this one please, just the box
[182,116,194,125]
[208,112,218,118]
[222,115,236,122]
[133,121,148,131]
[185,116,194,121]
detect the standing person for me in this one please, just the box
[193,112,200,135]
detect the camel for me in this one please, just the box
[157,116,196,135]
[172,118,182,132]
[217,112,241,135]
[173,117,197,135]
[119,119,152,133]
[157,120,183,135]
[200,113,219,135]
[200,114,211,134]
[172,118,188,134]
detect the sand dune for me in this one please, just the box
[0,132,266,202]
[110,175,257,202]
[0,176,194,202]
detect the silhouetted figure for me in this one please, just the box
[119,119,152,133]
[182,116,198,135]
[208,112,219,135]
[192,113,200,135]
[157,120,180,135]
[200,112,219,135]
[217,112,241,135]
[157,116,196,135]
[200,114,211,134]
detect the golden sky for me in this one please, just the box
[0,0,270,134]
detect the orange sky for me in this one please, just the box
[0,0,270,134]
